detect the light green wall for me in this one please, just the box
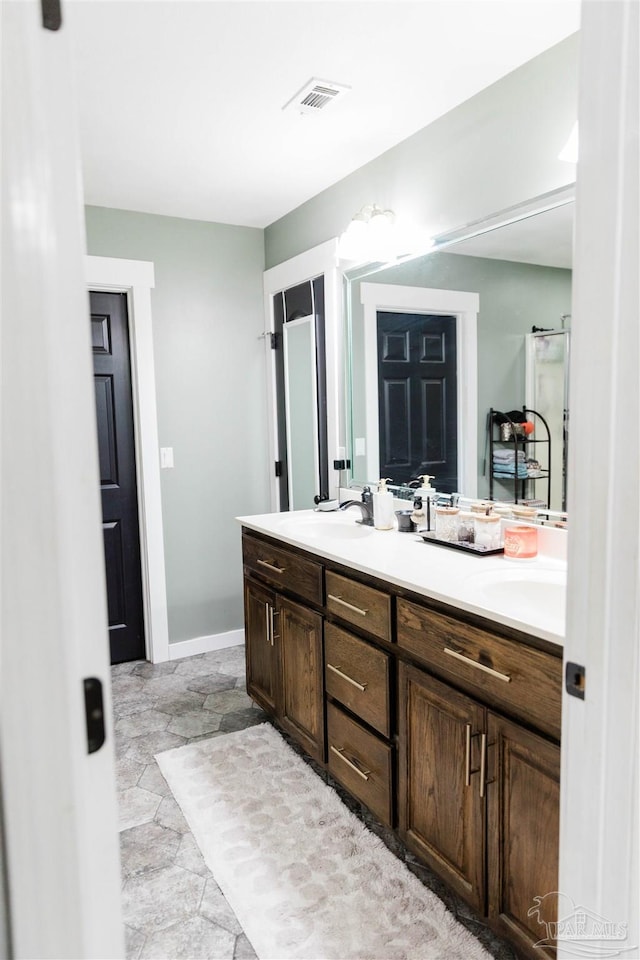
[347,252,572,499]
[85,206,267,644]
[265,34,579,268]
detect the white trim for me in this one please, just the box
[85,255,170,664]
[360,282,478,495]
[168,629,244,660]
[263,239,342,510]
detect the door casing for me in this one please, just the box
[361,282,479,495]
[86,256,170,664]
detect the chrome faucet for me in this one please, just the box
[338,486,374,526]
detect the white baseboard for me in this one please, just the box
[167,628,245,662]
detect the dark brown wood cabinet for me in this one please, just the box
[241,526,562,960]
[398,662,486,911]
[244,577,279,715]
[278,595,325,763]
[398,659,560,958]
[487,714,560,959]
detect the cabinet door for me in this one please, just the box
[398,663,486,912]
[278,595,325,763]
[487,714,560,959]
[243,577,278,715]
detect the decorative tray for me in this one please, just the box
[419,532,504,556]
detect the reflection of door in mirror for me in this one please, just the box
[526,330,570,511]
[377,311,458,490]
[272,277,328,511]
[283,316,319,509]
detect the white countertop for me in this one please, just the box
[237,510,566,649]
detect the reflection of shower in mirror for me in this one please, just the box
[525,330,570,512]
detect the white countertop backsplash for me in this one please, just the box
[237,509,567,649]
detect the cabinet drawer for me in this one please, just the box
[397,598,562,739]
[242,532,322,606]
[325,624,390,737]
[326,702,393,826]
[325,571,391,642]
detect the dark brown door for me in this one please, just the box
[398,662,486,912]
[278,595,324,763]
[487,713,560,959]
[90,291,145,664]
[243,577,279,715]
[377,312,457,490]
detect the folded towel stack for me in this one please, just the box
[493,449,527,478]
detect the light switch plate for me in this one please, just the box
[160,447,174,469]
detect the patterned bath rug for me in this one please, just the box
[156,722,491,960]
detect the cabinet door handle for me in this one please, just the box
[464,723,481,787]
[264,602,271,645]
[330,745,370,781]
[326,662,367,692]
[257,558,285,574]
[480,733,487,798]
[327,594,368,616]
[270,607,280,643]
[444,647,511,683]
[465,723,472,786]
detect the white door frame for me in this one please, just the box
[1,4,124,956]
[558,1,639,955]
[360,282,478,495]
[86,256,170,664]
[263,239,342,510]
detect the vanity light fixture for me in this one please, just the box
[558,122,579,163]
[338,204,398,262]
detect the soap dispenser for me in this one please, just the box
[416,475,437,531]
[373,478,394,530]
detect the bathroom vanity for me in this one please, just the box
[238,510,565,959]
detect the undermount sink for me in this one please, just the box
[279,513,374,541]
[464,566,566,626]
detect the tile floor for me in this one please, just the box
[112,644,517,960]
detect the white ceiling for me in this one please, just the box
[67,1,580,229]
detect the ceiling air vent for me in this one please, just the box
[283,78,351,116]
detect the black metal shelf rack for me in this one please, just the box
[488,407,552,508]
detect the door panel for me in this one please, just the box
[398,663,486,911]
[487,714,560,958]
[377,312,457,489]
[278,595,324,762]
[90,291,145,664]
[244,578,279,715]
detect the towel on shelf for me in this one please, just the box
[493,450,526,462]
[493,467,529,479]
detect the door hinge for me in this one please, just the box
[83,677,106,754]
[274,461,283,478]
[41,0,62,30]
[270,333,280,350]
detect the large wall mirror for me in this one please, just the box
[342,185,574,511]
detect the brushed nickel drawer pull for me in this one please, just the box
[330,745,370,781]
[264,602,271,645]
[465,723,472,786]
[444,647,511,683]
[268,604,276,646]
[257,558,285,574]
[480,733,487,798]
[326,662,367,692]
[328,594,368,616]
